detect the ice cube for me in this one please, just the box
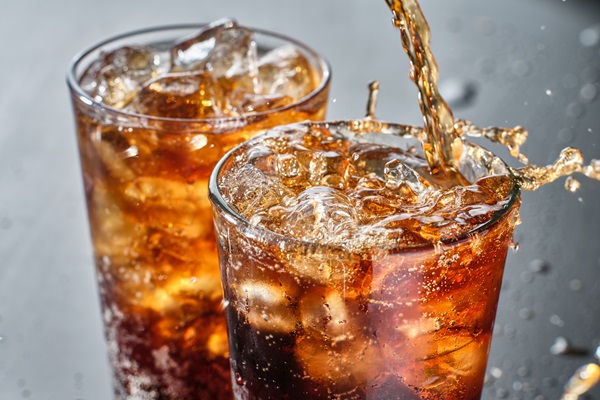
[295,333,382,390]
[258,45,316,100]
[124,177,212,239]
[233,280,299,333]
[80,46,166,108]
[171,19,259,94]
[131,72,231,119]
[384,159,431,198]
[171,18,237,71]
[300,289,350,340]
[229,90,293,114]
[91,182,144,265]
[220,164,293,219]
[280,186,358,244]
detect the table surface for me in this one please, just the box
[1,0,600,399]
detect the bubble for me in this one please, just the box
[495,388,509,398]
[579,24,600,47]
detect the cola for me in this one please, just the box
[68,21,330,399]
[210,121,521,399]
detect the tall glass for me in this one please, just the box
[210,120,521,399]
[67,24,330,399]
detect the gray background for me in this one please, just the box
[1,0,600,399]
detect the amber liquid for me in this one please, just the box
[213,123,520,399]
[72,85,328,398]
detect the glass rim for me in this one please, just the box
[66,23,332,124]
[209,119,522,253]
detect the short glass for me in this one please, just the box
[210,119,521,399]
[67,24,330,399]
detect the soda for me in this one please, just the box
[68,20,330,399]
[210,120,521,399]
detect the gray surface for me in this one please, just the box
[1,0,600,399]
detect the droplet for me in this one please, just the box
[477,57,496,75]
[562,73,579,89]
[518,308,534,320]
[529,259,550,273]
[513,381,524,391]
[581,67,599,83]
[0,218,11,230]
[565,177,581,193]
[517,366,530,377]
[550,336,571,355]
[446,16,462,33]
[512,60,531,77]
[558,128,576,144]
[491,367,504,378]
[495,388,509,399]
[438,79,477,108]
[520,271,534,283]
[546,89,553,96]
[566,102,585,119]
[550,314,565,327]
[580,83,598,103]
[569,279,583,291]
[235,371,244,385]
[579,24,600,47]
[476,17,497,36]
[0,335,5,343]
[21,389,31,398]
[563,363,600,397]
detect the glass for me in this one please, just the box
[210,120,521,399]
[67,23,330,399]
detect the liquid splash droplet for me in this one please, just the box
[561,363,600,399]
[565,177,581,193]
